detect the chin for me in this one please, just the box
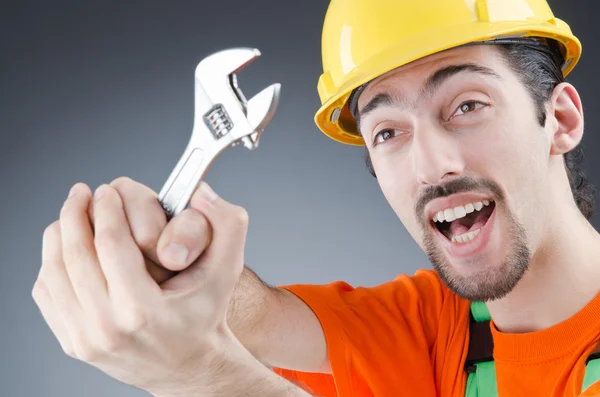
[423,206,532,302]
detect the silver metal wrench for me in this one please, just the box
[157,48,281,220]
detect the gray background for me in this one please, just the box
[1,1,599,396]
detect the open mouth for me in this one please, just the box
[431,200,496,244]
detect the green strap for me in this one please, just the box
[583,358,600,391]
[465,302,498,397]
[470,301,490,322]
[465,371,478,397]
[470,361,499,397]
[467,367,498,397]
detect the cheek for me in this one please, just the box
[466,136,511,173]
[372,153,410,202]
[466,119,547,226]
[463,117,530,182]
[472,119,544,179]
[371,153,421,232]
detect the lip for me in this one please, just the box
[426,193,495,221]
[431,204,497,259]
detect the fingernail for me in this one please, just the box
[199,182,218,202]
[68,184,81,198]
[164,243,189,266]
[94,185,108,201]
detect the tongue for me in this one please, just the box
[449,209,492,237]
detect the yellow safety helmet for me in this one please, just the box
[315,0,582,146]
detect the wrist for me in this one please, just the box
[152,361,311,397]
[206,336,312,397]
[151,330,312,397]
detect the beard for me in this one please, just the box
[416,176,532,302]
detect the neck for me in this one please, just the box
[487,199,600,334]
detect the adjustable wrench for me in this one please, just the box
[157,48,281,220]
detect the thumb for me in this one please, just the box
[189,181,248,287]
[160,181,248,295]
[156,207,212,271]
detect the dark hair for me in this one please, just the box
[359,40,596,221]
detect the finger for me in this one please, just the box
[107,177,176,284]
[60,183,108,310]
[156,208,212,272]
[108,177,167,265]
[92,184,157,301]
[32,278,75,356]
[40,220,83,331]
[98,178,174,284]
[185,182,248,292]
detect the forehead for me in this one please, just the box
[357,45,508,107]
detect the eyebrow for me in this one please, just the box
[356,63,502,132]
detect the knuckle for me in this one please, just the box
[43,221,60,241]
[42,220,60,245]
[41,222,62,272]
[70,332,98,362]
[61,343,77,358]
[194,213,211,241]
[74,343,100,362]
[194,210,210,229]
[87,312,124,355]
[182,208,210,235]
[116,303,150,334]
[31,280,44,301]
[134,224,160,252]
[109,176,133,191]
[95,328,125,355]
[99,184,118,200]
[59,198,76,218]
[95,228,121,249]
[63,242,93,265]
[231,206,249,228]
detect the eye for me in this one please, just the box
[372,129,401,146]
[451,100,487,119]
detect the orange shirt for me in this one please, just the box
[273,269,600,396]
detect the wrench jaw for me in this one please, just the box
[195,47,280,152]
[191,49,258,138]
[230,74,248,113]
[193,46,274,151]
[195,48,261,85]
[239,83,281,150]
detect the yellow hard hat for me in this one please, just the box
[315,0,582,146]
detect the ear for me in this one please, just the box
[547,82,584,156]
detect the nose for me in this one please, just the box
[411,121,466,186]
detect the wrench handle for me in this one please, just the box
[157,145,213,220]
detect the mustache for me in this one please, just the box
[414,176,504,219]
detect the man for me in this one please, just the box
[32,0,600,396]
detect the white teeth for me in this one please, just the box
[437,211,445,222]
[444,208,456,222]
[454,206,467,218]
[432,200,493,223]
[451,228,481,243]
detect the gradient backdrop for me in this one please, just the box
[2,1,599,396]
